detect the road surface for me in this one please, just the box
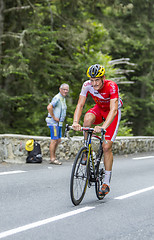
[0,152,154,240]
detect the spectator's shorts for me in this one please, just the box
[86,104,121,142]
[48,125,62,140]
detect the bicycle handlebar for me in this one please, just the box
[67,125,106,134]
[64,124,107,143]
[67,125,95,131]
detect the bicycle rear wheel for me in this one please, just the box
[95,161,105,200]
[70,146,88,206]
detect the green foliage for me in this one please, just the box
[0,0,153,137]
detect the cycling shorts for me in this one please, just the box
[86,104,121,142]
[48,125,62,140]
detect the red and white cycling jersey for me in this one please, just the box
[80,79,123,111]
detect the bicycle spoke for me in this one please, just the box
[70,147,88,205]
[73,162,87,199]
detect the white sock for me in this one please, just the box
[103,170,112,186]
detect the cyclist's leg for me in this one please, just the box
[103,140,113,171]
[83,104,103,139]
[83,113,95,142]
[84,104,103,125]
[98,140,112,195]
[102,108,121,172]
[102,140,113,188]
[84,112,95,126]
[99,109,121,195]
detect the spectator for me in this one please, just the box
[46,83,69,165]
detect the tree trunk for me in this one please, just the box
[0,0,4,65]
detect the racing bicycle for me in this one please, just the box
[65,124,107,206]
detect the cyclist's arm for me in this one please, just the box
[72,95,87,130]
[94,98,118,133]
[102,98,118,130]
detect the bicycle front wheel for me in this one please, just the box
[70,146,88,206]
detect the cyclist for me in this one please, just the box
[72,64,123,196]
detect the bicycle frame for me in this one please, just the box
[66,125,106,182]
[65,124,107,205]
[86,132,105,185]
[85,131,97,182]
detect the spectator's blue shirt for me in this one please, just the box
[46,93,67,126]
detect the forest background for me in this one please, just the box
[0,0,153,137]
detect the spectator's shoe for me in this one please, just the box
[50,159,62,165]
[99,183,110,196]
[81,153,87,165]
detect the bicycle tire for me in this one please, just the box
[95,160,105,200]
[70,146,88,206]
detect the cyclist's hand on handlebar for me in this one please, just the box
[94,126,103,133]
[72,122,81,131]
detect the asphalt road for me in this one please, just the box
[0,152,154,240]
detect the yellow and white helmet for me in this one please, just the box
[87,64,105,78]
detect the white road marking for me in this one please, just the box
[48,167,53,169]
[0,206,95,239]
[0,170,26,176]
[132,156,154,160]
[115,186,154,200]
